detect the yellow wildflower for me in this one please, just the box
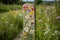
[1,17,4,20]
[14,15,17,18]
[23,32,27,36]
[13,14,17,18]
[9,9,12,12]
[30,11,34,15]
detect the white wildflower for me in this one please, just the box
[31,20,34,24]
[10,24,13,26]
[30,30,34,34]
[24,27,29,32]
[44,31,49,35]
[55,30,58,34]
[47,7,50,9]
[25,15,30,20]
[19,14,22,16]
[45,23,49,28]
[52,6,55,9]
[44,28,50,35]
[52,33,55,36]
[5,21,9,24]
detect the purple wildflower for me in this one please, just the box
[56,16,60,19]
[28,10,30,12]
[38,19,43,22]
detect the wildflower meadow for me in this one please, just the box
[0,0,60,40]
[0,4,23,40]
[35,2,60,40]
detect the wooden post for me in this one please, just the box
[22,3,35,40]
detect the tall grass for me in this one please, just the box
[36,4,59,40]
[0,10,23,40]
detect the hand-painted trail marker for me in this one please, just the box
[22,3,35,40]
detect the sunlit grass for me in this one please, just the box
[0,9,23,40]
